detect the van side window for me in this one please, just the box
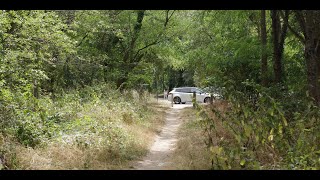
[183,88,192,93]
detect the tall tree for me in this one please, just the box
[116,10,146,90]
[260,10,268,86]
[116,10,176,91]
[292,10,320,105]
[270,10,289,84]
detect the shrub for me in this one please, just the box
[197,81,320,169]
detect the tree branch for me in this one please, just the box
[201,27,214,40]
[132,10,175,61]
[294,10,307,38]
[287,23,305,44]
[168,10,175,22]
[133,40,161,60]
[279,10,289,47]
[76,33,88,47]
[164,10,175,27]
[280,10,305,44]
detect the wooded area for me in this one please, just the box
[1,10,320,170]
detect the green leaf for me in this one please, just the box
[240,159,246,166]
[241,120,245,126]
[243,108,248,118]
[303,128,312,132]
[255,135,259,143]
[244,125,252,137]
[278,124,283,135]
[268,128,274,141]
[268,134,274,141]
[282,116,288,126]
[269,109,274,116]
[210,146,220,155]
[235,135,241,143]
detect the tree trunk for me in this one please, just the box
[271,10,282,84]
[293,10,320,105]
[162,72,165,91]
[118,10,145,91]
[305,41,320,105]
[271,10,289,84]
[260,10,268,86]
[116,74,128,92]
[304,11,320,105]
[177,70,184,87]
[33,80,39,99]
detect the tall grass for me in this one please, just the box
[168,107,211,170]
[0,83,167,169]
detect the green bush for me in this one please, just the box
[198,81,320,170]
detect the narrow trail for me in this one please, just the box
[133,99,192,170]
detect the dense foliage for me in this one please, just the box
[1,10,320,169]
[187,11,320,169]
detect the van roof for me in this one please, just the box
[174,87,197,89]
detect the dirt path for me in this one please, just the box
[133,100,192,170]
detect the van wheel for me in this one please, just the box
[173,97,181,104]
[204,97,210,103]
[181,102,186,104]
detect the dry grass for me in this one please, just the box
[202,100,236,146]
[15,143,85,170]
[14,142,134,170]
[201,100,280,169]
[4,97,169,170]
[167,107,211,170]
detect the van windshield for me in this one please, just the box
[195,89,204,93]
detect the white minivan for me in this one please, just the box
[168,87,211,104]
